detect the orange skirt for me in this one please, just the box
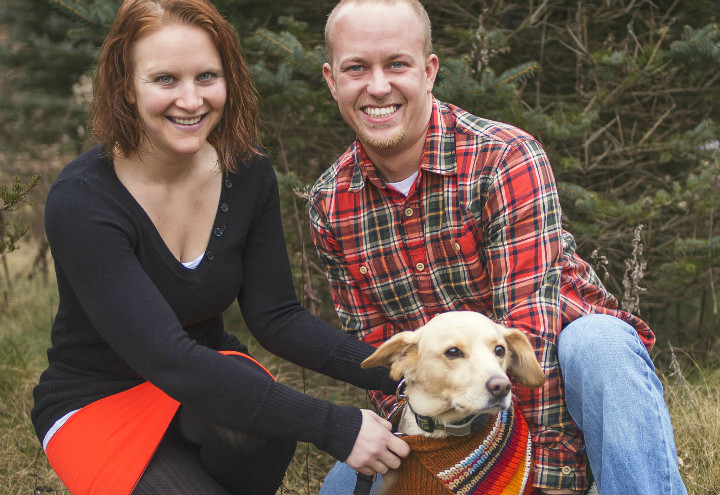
[45,351,274,495]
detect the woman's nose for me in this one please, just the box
[176,82,203,111]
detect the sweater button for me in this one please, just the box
[225,179,233,189]
[206,251,215,260]
[213,227,223,237]
[220,203,229,213]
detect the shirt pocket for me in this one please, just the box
[429,228,490,304]
[346,254,419,320]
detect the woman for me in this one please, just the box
[31,1,408,494]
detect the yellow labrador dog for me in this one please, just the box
[361,311,545,495]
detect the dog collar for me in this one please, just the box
[392,379,495,437]
[408,403,493,437]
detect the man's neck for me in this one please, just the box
[363,125,429,183]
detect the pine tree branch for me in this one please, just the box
[51,0,92,23]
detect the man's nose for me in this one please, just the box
[366,67,391,97]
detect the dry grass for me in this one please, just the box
[1,247,717,495]
[663,347,720,495]
[1,249,66,495]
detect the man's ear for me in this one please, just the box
[425,54,439,92]
[322,63,339,101]
[361,331,419,381]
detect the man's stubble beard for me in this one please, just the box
[357,124,407,151]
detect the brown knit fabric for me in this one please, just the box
[388,405,536,495]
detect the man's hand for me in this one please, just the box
[345,409,410,476]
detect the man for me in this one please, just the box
[309,0,687,494]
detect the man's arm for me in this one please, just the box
[477,137,586,493]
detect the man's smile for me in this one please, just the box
[362,105,399,118]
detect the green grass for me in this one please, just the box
[1,247,717,495]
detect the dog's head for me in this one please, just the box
[361,311,545,423]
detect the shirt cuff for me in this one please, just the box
[532,445,589,492]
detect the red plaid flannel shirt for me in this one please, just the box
[308,99,654,492]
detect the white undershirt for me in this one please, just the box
[42,253,204,451]
[182,252,204,269]
[388,171,419,197]
[43,409,79,450]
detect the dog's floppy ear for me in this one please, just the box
[361,331,419,381]
[504,328,546,389]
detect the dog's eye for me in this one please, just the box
[494,345,506,357]
[444,347,464,359]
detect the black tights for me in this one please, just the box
[132,406,296,495]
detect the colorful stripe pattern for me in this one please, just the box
[390,403,535,495]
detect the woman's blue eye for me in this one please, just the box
[198,72,215,82]
[155,75,174,85]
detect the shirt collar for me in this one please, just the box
[348,98,457,192]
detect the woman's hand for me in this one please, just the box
[345,409,410,476]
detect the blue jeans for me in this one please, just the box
[558,314,686,495]
[318,463,384,495]
[319,314,687,495]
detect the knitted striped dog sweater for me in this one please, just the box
[389,403,535,495]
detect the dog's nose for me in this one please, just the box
[486,375,511,398]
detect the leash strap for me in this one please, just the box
[353,472,376,495]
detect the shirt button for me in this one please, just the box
[561,466,572,475]
[213,227,223,237]
[454,242,461,252]
[415,262,425,272]
[224,179,233,189]
[220,203,229,213]
[359,266,368,275]
[206,251,215,261]
[404,207,413,217]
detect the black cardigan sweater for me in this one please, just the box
[32,145,394,462]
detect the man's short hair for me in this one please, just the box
[324,0,433,65]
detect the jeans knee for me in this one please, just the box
[558,314,651,379]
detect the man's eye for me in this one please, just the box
[390,62,405,69]
[444,347,464,359]
[347,65,364,72]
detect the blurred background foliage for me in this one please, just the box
[1,0,719,360]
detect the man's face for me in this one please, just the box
[323,2,438,162]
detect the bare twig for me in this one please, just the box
[622,225,647,315]
[272,122,319,313]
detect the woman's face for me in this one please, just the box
[129,22,227,161]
